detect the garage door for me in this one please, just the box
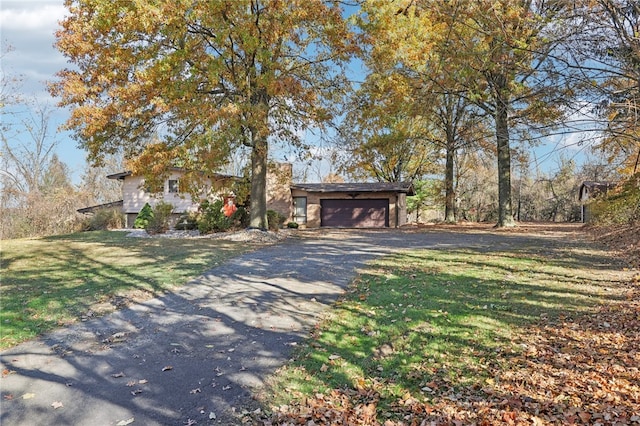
[320,199,389,228]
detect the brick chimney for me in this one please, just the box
[266,162,293,220]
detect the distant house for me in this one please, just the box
[79,163,414,229]
[578,181,617,223]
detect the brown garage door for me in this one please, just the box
[320,199,389,228]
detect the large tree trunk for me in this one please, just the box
[444,141,456,223]
[495,89,516,227]
[249,135,269,230]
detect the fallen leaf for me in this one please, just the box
[320,364,329,372]
[138,379,148,384]
[51,401,63,409]
[130,389,143,396]
[162,366,173,371]
[22,393,35,400]
[111,372,125,378]
[328,354,341,360]
[190,388,201,394]
[116,418,134,426]
[209,412,216,420]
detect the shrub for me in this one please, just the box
[86,208,124,231]
[134,203,153,229]
[174,212,199,230]
[145,201,173,234]
[197,200,231,234]
[229,206,250,229]
[286,221,299,229]
[267,210,286,231]
[590,175,640,225]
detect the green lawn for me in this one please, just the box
[0,230,256,349]
[256,239,637,424]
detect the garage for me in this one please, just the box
[321,199,389,228]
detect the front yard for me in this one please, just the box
[251,226,640,425]
[0,230,257,349]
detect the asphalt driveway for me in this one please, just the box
[0,228,576,425]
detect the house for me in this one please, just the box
[104,168,238,228]
[79,163,414,229]
[578,181,617,223]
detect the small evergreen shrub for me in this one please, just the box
[286,221,299,229]
[197,200,231,234]
[86,208,124,231]
[145,201,173,234]
[134,203,154,229]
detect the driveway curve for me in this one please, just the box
[0,228,585,425]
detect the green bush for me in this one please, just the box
[85,208,124,231]
[286,221,299,229]
[197,200,231,234]
[267,210,287,231]
[134,203,153,229]
[145,201,173,235]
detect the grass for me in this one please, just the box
[0,230,256,349]
[257,240,633,422]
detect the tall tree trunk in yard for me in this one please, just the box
[495,74,516,228]
[249,134,269,230]
[444,141,456,223]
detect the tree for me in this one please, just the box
[361,0,583,227]
[0,102,81,238]
[582,0,640,176]
[51,0,355,229]
[345,0,484,225]
[1,103,61,197]
[444,1,581,226]
[79,153,125,205]
[338,69,439,183]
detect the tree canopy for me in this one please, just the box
[52,0,355,229]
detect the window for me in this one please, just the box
[293,196,307,224]
[168,179,179,193]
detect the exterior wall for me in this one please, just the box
[266,163,293,219]
[122,171,232,222]
[292,189,406,228]
[397,193,408,227]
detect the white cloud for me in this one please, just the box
[1,1,67,96]
[0,2,65,32]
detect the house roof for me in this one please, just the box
[106,169,239,181]
[291,182,415,196]
[77,200,124,214]
[578,181,617,201]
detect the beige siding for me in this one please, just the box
[122,171,224,215]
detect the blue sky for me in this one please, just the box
[1,0,87,181]
[1,0,599,186]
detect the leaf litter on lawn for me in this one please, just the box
[247,226,639,426]
[250,286,639,425]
